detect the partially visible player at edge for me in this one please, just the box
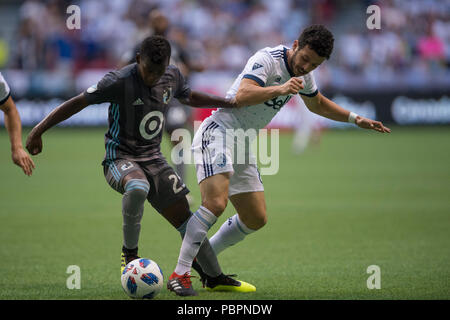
[25,36,255,296]
[0,72,35,176]
[170,25,391,291]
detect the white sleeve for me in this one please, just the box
[0,72,11,105]
[298,71,318,97]
[241,51,274,87]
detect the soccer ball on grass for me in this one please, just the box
[121,258,164,299]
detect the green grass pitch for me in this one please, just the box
[0,126,449,300]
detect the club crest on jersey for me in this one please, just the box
[252,63,263,70]
[163,87,172,104]
[216,153,227,168]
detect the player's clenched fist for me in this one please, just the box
[279,77,304,95]
[26,129,43,155]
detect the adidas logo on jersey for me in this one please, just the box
[132,98,144,106]
[252,63,263,70]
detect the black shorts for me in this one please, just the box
[103,158,189,213]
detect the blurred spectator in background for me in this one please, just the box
[0,35,9,68]
[291,103,325,155]
[1,0,449,94]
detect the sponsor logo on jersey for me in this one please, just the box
[139,111,164,140]
[264,96,292,110]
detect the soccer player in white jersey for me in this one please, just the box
[169,25,390,294]
[0,72,35,176]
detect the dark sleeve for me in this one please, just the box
[83,72,122,105]
[172,67,191,100]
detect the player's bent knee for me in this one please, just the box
[258,215,268,229]
[252,215,267,230]
[241,212,267,231]
[201,197,228,216]
[124,179,150,201]
[126,187,148,202]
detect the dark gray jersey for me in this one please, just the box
[83,63,191,162]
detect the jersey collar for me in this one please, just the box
[283,47,295,77]
[133,63,146,87]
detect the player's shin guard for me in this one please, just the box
[210,214,256,255]
[174,206,217,276]
[122,179,150,250]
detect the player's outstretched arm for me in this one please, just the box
[1,96,35,176]
[179,90,239,109]
[235,78,304,107]
[301,92,391,133]
[26,93,90,155]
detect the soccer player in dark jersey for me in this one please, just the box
[119,10,202,206]
[119,10,204,205]
[25,35,255,296]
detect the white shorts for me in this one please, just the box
[192,119,264,197]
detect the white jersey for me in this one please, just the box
[0,72,11,105]
[210,45,319,131]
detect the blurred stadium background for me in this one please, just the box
[0,0,449,127]
[0,0,449,300]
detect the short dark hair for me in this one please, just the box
[297,25,334,59]
[139,35,171,65]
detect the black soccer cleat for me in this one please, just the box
[204,273,256,292]
[191,259,256,292]
[167,272,198,296]
[121,246,140,274]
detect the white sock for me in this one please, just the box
[174,206,217,275]
[176,213,222,277]
[210,214,256,255]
